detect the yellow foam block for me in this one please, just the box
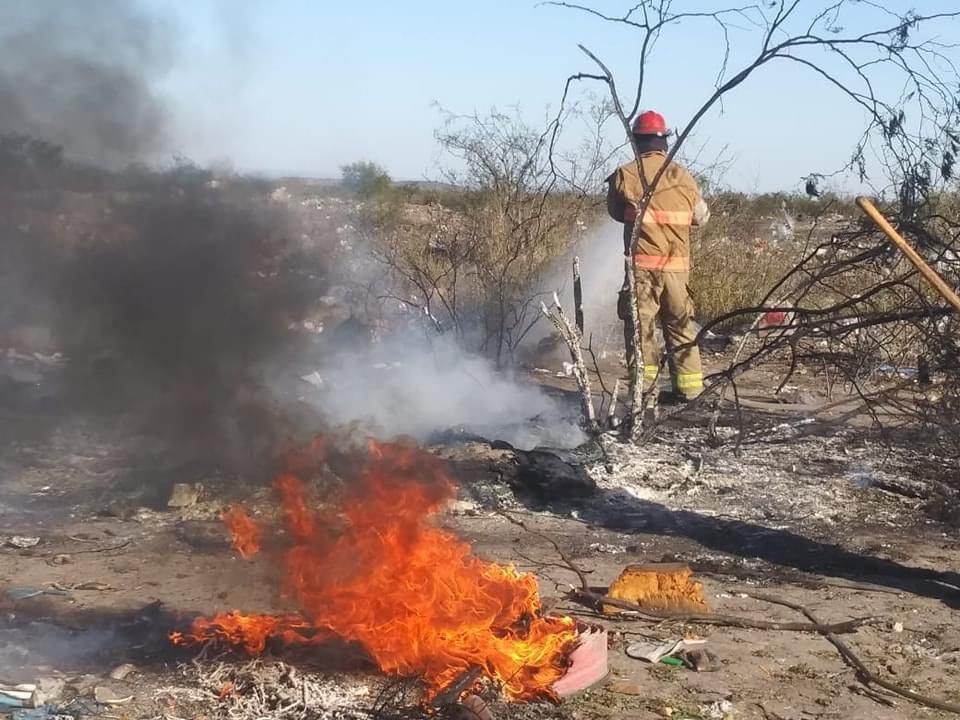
[604,563,709,615]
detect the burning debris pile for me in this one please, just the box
[172,438,582,704]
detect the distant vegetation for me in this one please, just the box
[340,161,393,201]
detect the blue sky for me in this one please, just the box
[144,1,960,193]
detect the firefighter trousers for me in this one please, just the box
[622,269,703,398]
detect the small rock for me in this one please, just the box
[167,483,202,508]
[893,621,904,633]
[108,664,137,681]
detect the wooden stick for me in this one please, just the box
[569,588,876,634]
[743,590,960,715]
[856,196,960,313]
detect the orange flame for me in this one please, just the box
[221,504,262,559]
[171,611,317,653]
[173,439,578,702]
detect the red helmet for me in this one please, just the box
[632,110,668,137]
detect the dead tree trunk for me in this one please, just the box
[541,286,598,434]
[573,256,584,335]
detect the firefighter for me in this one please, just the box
[607,110,710,402]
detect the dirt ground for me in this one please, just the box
[1,351,959,720]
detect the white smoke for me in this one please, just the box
[529,220,626,361]
[295,333,586,450]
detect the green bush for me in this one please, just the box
[341,161,393,201]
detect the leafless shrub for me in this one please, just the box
[369,107,609,366]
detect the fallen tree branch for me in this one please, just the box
[568,588,877,634]
[498,511,590,591]
[501,512,880,634]
[695,568,906,597]
[740,591,960,715]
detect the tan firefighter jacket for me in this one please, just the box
[606,151,709,271]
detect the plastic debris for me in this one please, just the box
[11,709,71,720]
[589,542,627,554]
[299,371,324,388]
[0,685,34,708]
[605,563,709,614]
[701,699,734,719]
[6,536,41,549]
[6,587,71,601]
[626,637,708,664]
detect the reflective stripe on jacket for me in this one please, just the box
[606,151,708,272]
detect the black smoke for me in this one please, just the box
[0,3,331,475]
[0,0,173,167]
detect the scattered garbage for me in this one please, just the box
[701,699,734,719]
[448,499,480,516]
[626,637,711,669]
[876,363,919,378]
[757,310,796,336]
[0,679,64,710]
[31,679,64,707]
[48,581,113,592]
[551,623,609,698]
[847,465,877,489]
[5,536,41,549]
[6,587,71,601]
[510,448,597,502]
[299,371,324,388]
[589,542,627,554]
[93,687,133,706]
[11,708,72,720]
[685,646,723,672]
[167,483,202,508]
[17,696,97,720]
[109,663,137,681]
[1,684,34,709]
